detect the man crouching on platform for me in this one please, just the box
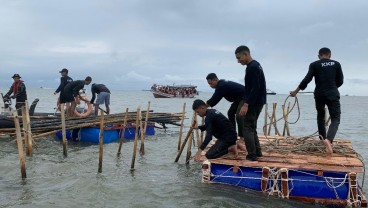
[192,99,239,162]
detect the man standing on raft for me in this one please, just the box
[290,47,344,155]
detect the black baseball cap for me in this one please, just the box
[85,76,92,82]
[192,99,206,110]
[59,68,68,73]
[12,74,21,78]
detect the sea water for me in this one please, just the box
[0,88,367,208]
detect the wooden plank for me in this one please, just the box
[207,158,364,173]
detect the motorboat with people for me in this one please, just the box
[150,84,198,98]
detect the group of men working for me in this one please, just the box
[193,45,343,162]
[4,68,111,117]
[4,45,343,159]
[54,68,111,116]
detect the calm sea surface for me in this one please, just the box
[0,88,367,208]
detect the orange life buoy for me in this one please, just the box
[74,96,93,117]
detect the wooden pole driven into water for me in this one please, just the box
[175,119,196,162]
[177,103,186,151]
[117,108,129,156]
[21,106,30,156]
[282,102,291,136]
[194,112,201,148]
[264,104,268,135]
[131,107,140,171]
[140,102,150,155]
[13,111,26,179]
[267,103,280,136]
[60,103,67,156]
[98,110,105,173]
[200,116,205,143]
[185,112,196,164]
[24,101,33,156]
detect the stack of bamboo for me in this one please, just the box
[0,111,183,138]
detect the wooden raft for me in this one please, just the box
[200,135,364,173]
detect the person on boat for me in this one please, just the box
[90,83,111,115]
[290,47,344,155]
[206,73,245,140]
[192,99,239,162]
[235,45,266,161]
[63,76,92,117]
[4,74,27,115]
[54,68,73,106]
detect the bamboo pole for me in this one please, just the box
[117,108,129,156]
[21,106,29,156]
[60,103,67,157]
[177,103,186,151]
[98,110,104,173]
[200,116,205,143]
[13,111,26,179]
[24,101,33,156]
[194,112,201,148]
[140,102,150,155]
[130,107,140,171]
[185,112,196,164]
[175,119,196,162]
[264,104,268,135]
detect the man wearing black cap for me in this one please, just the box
[192,99,239,162]
[90,83,111,115]
[63,76,92,116]
[54,68,73,104]
[5,74,27,115]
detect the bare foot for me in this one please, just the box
[237,141,246,151]
[323,139,333,155]
[228,144,238,158]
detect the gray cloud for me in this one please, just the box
[1,0,368,95]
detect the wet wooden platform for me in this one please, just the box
[200,135,364,173]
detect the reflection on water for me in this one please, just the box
[0,89,367,207]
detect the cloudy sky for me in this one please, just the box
[1,0,368,95]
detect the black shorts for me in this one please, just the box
[59,93,68,104]
[63,92,75,103]
[205,134,237,159]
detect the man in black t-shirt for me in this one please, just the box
[63,76,92,116]
[192,99,239,162]
[90,83,111,115]
[290,47,344,155]
[54,68,73,104]
[235,45,267,161]
[206,73,245,138]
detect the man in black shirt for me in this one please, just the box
[64,76,92,116]
[235,45,267,161]
[192,99,238,162]
[290,47,344,155]
[90,83,111,115]
[54,68,73,104]
[206,73,245,138]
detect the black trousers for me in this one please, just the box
[228,99,243,137]
[242,105,263,157]
[315,96,341,142]
[15,101,25,116]
[205,134,237,159]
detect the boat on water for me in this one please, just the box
[266,89,276,95]
[200,135,367,207]
[150,84,198,98]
